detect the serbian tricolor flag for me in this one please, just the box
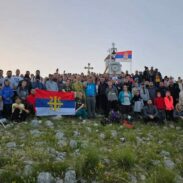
[35,89,75,116]
[115,50,132,62]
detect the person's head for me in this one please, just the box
[165,91,171,97]
[147,99,153,105]
[66,79,70,86]
[87,77,93,84]
[176,103,183,112]
[30,89,35,95]
[16,69,20,76]
[107,80,113,88]
[0,69,3,76]
[159,82,164,87]
[77,91,83,99]
[149,82,154,87]
[21,80,27,88]
[15,96,22,104]
[156,91,161,97]
[49,74,53,80]
[135,90,140,96]
[7,70,12,78]
[4,79,10,86]
[123,85,128,92]
[100,77,105,83]
[36,70,40,76]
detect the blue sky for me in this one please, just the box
[0,0,182,77]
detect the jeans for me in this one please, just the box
[86,96,96,118]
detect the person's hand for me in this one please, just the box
[25,109,29,113]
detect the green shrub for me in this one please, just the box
[148,166,176,183]
[113,148,136,170]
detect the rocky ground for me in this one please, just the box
[0,117,183,183]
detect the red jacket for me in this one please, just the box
[26,94,36,112]
[164,96,174,111]
[154,97,165,110]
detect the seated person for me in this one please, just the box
[154,91,166,123]
[143,99,159,123]
[174,103,183,120]
[75,92,87,120]
[12,96,29,122]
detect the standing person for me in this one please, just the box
[164,91,174,121]
[154,91,166,123]
[119,85,132,115]
[105,80,118,116]
[140,83,150,105]
[148,82,157,101]
[5,70,15,89]
[32,75,45,90]
[26,89,36,115]
[0,84,3,118]
[13,69,23,90]
[45,74,58,91]
[85,77,96,118]
[131,91,144,119]
[168,80,180,106]
[98,77,108,114]
[2,79,14,119]
[17,80,29,102]
[0,70,4,86]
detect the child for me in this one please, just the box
[0,84,3,118]
[12,96,29,122]
[164,91,174,121]
[75,92,87,120]
[154,91,166,123]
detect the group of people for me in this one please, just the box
[0,66,183,124]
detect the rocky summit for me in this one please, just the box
[0,118,183,182]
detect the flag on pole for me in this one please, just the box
[35,89,75,116]
[115,50,132,62]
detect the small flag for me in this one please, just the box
[35,89,75,116]
[115,50,132,62]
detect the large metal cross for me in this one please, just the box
[84,63,93,74]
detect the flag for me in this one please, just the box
[115,50,132,62]
[35,89,75,116]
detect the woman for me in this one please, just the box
[119,85,132,115]
[105,80,118,117]
[164,91,174,121]
[17,80,29,102]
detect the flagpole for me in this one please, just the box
[130,60,132,74]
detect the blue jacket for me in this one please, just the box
[32,81,45,90]
[2,86,14,104]
[85,83,96,97]
[119,91,132,105]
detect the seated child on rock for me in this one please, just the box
[12,96,29,122]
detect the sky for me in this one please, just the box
[0,0,183,77]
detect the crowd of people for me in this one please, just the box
[0,66,183,124]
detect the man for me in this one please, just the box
[5,70,15,89]
[32,75,45,90]
[13,69,23,90]
[98,77,108,114]
[143,99,159,123]
[85,77,96,118]
[0,70,4,86]
[45,74,58,91]
[148,82,157,101]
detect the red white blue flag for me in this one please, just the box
[115,50,132,62]
[35,89,75,116]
